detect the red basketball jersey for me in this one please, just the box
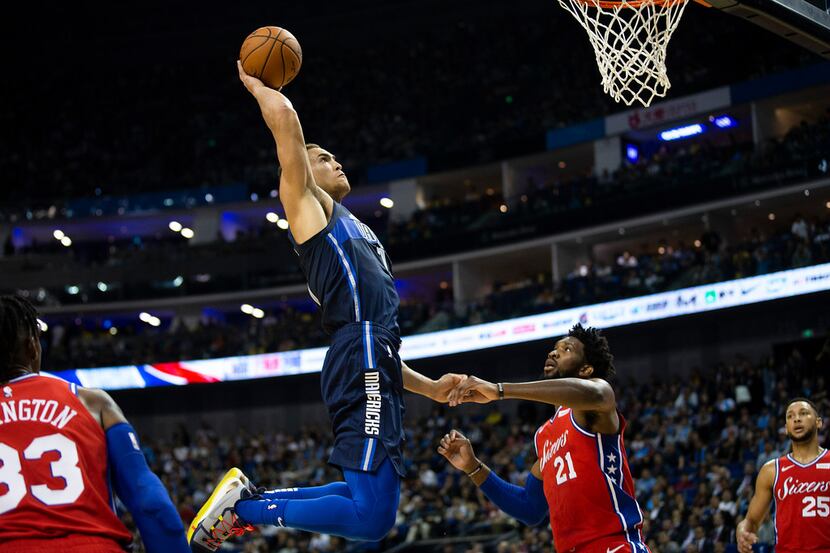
[772,448,830,553]
[534,407,648,553]
[0,373,132,551]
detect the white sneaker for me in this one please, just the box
[188,468,256,552]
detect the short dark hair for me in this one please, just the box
[0,295,40,380]
[568,324,615,381]
[786,397,819,416]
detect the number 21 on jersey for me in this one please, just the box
[554,451,578,485]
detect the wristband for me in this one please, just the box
[467,463,484,478]
[497,382,504,400]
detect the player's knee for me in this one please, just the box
[356,511,396,542]
[353,494,397,541]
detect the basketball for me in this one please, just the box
[239,26,302,89]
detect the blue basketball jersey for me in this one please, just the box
[288,202,400,338]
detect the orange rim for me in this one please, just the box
[572,0,686,8]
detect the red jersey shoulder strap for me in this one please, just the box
[535,407,562,456]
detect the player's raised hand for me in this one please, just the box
[736,526,758,553]
[448,375,499,406]
[432,373,468,403]
[238,60,278,95]
[437,430,479,473]
[237,61,293,135]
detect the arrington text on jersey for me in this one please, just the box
[0,398,78,429]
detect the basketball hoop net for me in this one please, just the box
[558,0,689,107]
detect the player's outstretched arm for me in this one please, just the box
[438,430,548,526]
[237,61,330,244]
[736,461,775,553]
[401,362,467,403]
[78,388,190,553]
[448,375,615,412]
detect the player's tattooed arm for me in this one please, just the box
[401,362,467,403]
[237,61,329,243]
[736,460,775,553]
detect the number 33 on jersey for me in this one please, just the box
[0,374,132,546]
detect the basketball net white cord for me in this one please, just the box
[558,0,689,107]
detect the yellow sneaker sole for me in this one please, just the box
[187,467,245,543]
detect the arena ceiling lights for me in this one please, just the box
[659,123,704,141]
[240,304,265,319]
[168,220,194,239]
[658,114,737,142]
[53,229,72,247]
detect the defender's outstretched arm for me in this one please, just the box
[401,362,467,403]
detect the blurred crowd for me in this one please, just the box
[41,210,830,370]
[388,116,830,257]
[120,339,830,552]
[5,114,829,310]
[2,0,819,214]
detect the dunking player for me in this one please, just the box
[186,63,464,550]
[439,324,650,553]
[0,295,189,553]
[737,398,830,553]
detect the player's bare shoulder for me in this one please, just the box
[76,387,127,429]
[754,459,777,489]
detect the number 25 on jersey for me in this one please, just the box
[803,496,830,518]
